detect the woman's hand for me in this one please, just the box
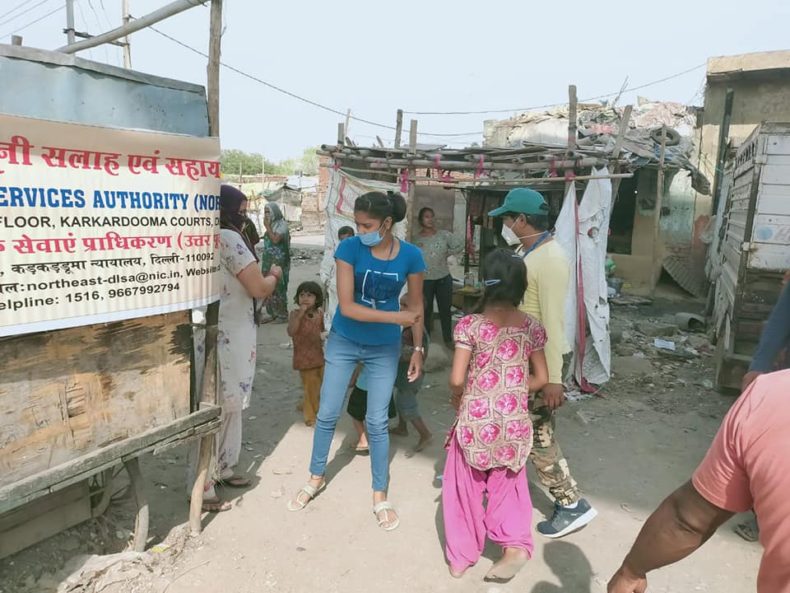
[393,310,421,327]
[449,386,463,410]
[269,264,282,281]
[407,351,423,383]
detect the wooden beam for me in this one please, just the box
[409,119,418,154]
[11,36,22,46]
[344,108,352,137]
[322,152,609,171]
[0,406,221,514]
[394,109,403,148]
[190,0,223,535]
[207,0,222,137]
[651,125,668,294]
[610,104,633,202]
[567,84,578,152]
[337,122,345,146]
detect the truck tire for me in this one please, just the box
[651,127,681,147]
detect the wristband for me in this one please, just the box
[414,346,425,354]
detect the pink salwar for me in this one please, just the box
[442,438,534,572]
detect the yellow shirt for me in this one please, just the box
[517,240,571,384]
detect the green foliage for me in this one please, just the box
[220,147,320,176]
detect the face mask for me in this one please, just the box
[501,221,546,246]
[500,224,521,246]
[359,226,384,247]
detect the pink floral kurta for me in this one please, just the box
[452,314,547,472]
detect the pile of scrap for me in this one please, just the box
[484,99,710,195]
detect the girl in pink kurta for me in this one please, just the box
[443,248,548,583]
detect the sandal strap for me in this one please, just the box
[373,501,395,514]
[302,483,320,497]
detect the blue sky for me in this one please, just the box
[2,0,788,160]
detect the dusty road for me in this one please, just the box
[0,239,762,593]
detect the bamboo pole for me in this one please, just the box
[320,153,611,172]
[651,125,668,295]
[610,104,633,203]
[407,119,418,239]
[190,0,222,536]
[394,109,404,149]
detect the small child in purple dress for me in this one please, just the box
[443,248,548,583]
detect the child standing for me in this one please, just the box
[287,281,326,426]
[390,293,433,451]
[346,365,397,453]
[443,249,548,583]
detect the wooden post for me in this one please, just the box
[610,104,633,203]
[11,35,22,46]
[394,109,403,149]
[651,125,668,294]
[337,123,345,146]
[190,0,222,536]
[567,85,578,153]
[406,119,418,239]
[344,108,352,138]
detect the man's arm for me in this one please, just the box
[750,282,790,373]
[608,481,734,592]
[536,253,570,384]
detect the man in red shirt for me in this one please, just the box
[608,369,790,593]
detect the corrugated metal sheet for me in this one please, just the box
[663,255,707,297]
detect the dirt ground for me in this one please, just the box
[0,238,763,593]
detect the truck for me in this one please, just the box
[709,122,790,390]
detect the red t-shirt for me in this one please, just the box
[692,370,790,592]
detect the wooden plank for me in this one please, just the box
[0,481,91,559]
[759,164,790,185]
[0,311,193,490]
[756,184,790,215]
[0,481,87,533]
[749,243,790,270]
[0,405,220,513]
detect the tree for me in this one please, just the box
[300,147,319,175]
[220,148,320,177]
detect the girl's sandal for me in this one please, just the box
[201,498,232,512]
[287,481,325,511]
[373,501,400,531]
[219,474,251,488]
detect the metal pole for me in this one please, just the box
[122,0,131,68]
[57,0,203,53]
[65,0,76,45]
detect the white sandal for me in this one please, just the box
[373,501,400,531]
[287,481,325,511]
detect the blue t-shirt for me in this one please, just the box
[332,235,426,345]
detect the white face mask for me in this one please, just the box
[501,219,546,246]
[500,224,521,246]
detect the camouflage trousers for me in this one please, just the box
[528,365,581,507]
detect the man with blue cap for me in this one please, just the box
[488,187,597,538]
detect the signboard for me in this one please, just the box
[0,114,221,337]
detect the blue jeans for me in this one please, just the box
[309,331,400,492]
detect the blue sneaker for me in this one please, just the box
[537,498,597,538]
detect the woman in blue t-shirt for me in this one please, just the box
[288,192,426,531]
